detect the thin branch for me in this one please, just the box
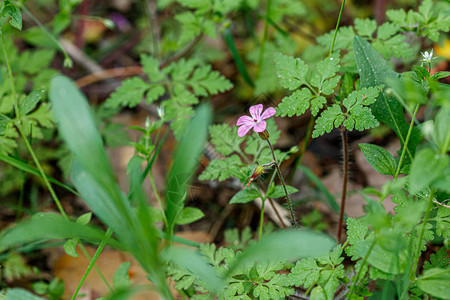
[337,128,348,243]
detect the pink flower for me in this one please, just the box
[236,104,276,137]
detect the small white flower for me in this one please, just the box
[420,49,437,63]
[157,106,165,119]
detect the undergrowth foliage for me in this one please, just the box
[0,0,449,299]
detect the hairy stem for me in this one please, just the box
[266,139,298,228]
[329,0,346,56]
[337,128,348,243]
[394,104,419,179]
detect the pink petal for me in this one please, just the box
[238,124,254,137]
[253,121,267,132]
[249,104,263,120]
[260,107,276,120]
[236,115,254,126]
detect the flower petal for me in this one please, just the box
[253,120,267,132]
[238,124,254,137]
[249,104,263,120]
[260,107,276,120]
[236,115,254,126]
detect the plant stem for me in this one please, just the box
[149,171,169,228]
[266,139,298,228]
[258,171,277,240]
[257,0,272,76]
[329,0,346,56]
[21,5,73,67]
[71,229,114,300]
[337,128,348,244]
[394,104,419,179]
[291,116,314,180]
[1,24,111,288]
[348,238,376,296]
[411,191,434,280]
[0,26,20,121]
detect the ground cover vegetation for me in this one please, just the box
[0,0,449,299]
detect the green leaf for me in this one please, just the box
[198,155,243,182]
[359,143,396,175]
[113,262,131,290]
[3,2,22,30]
[226,230,335,276]
[141,55,164,82]
[354,18,377,38]
[0,213,116,252]
[276,88,313,117]
[354,36,422,166]
[423,248,450,270]
[77,212,92,225]
[376,22,400,40]
[5,288,46,300]
[19,88,46,115]
[175,207,205,225]
[166,104,211,232]
[187,65,233,96]
[274,52,308,90]
[209,124,243,156]
[267,185,298,199]
[63,238,79,257]
[417,268,450,300]
[163,246,224,294]
[312,104,343,138]
[409,148,448,194]
[105,77,151,108]
[230,188,261,204]
[431,71,450,81]
[432,106,450,154]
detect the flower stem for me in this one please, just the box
[329,0,346,56]
[266,139,298,228]
[394,103,419,179]
[337,128,348,243]
[259,171,277,240]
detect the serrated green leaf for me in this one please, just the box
[354,18,377,38]
[105,77,151,108]
[276,88,313,117]
[423,248,449,270]
[209,124,243,156]
[26,102,54,128]
[267,185,298,199]
[141,55,164,82]
[312,105,343,138]
[435,206,450,239]
[417,268,450,300]
[354,36,422,166]
[175,207,205,225]
[274,52,308,90]
[230,188,261,204]
[188,65,233,96]
[376,22,400,40]
[199,155,242,182]
[359,143,396,175]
